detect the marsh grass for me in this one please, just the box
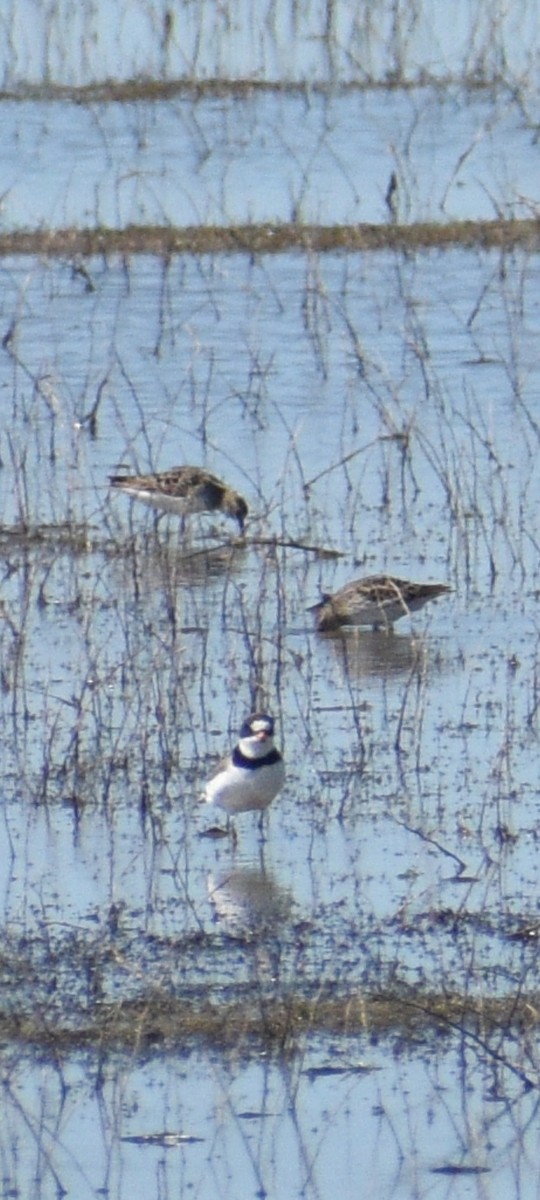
[4,982,540,1060]
[0,220,538,258]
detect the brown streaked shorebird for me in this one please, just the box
[108,465,248,532]
[309,574,451,632]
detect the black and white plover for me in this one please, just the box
[204,713,285,830]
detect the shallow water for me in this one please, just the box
[2,0,539,86]
[2,86,540,230]
[2,4,540,1198]
[2,245,540,1200]
[3,1034,540,1200]
[2,252,540,934]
